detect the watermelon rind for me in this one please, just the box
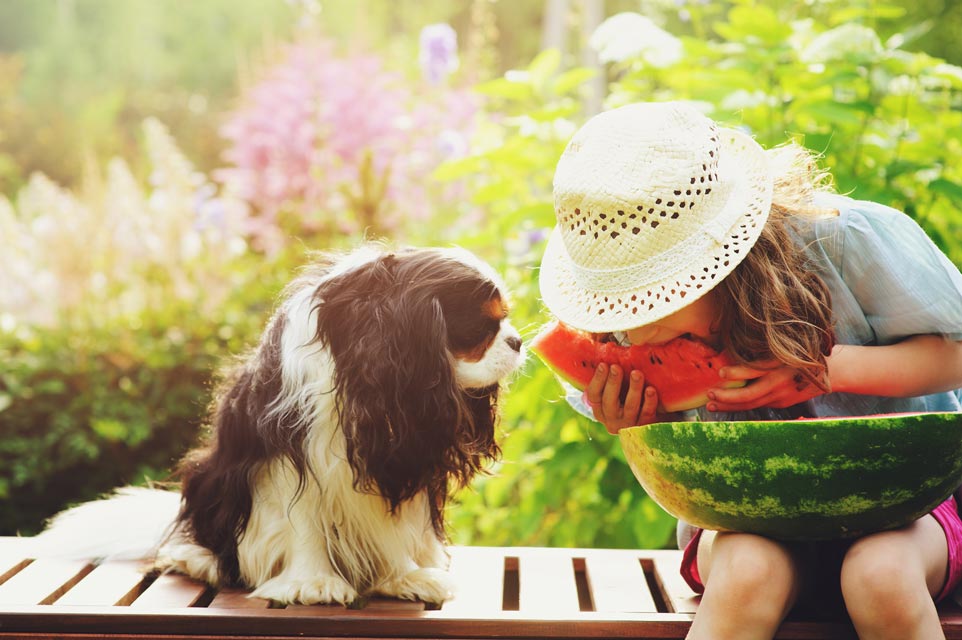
[619,412,962,541]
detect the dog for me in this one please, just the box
[33,244,524,605]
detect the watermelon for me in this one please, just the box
[530,321,743,413]
[619,412,962,540]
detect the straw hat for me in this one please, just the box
[539,102,774,333]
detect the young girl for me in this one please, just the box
[538,101,962,640]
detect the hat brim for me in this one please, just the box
[539,126,773,333]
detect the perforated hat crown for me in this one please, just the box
[539,102,774,332]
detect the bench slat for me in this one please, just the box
[517,548,580,614]
[0,558,91,605]
[442,546,506,615]
[129,573,208,609]
[0,538,33,588]
[52,560,147,606]
[208,587,271,609]
[651,554,699,614]
[360,597,425,611]
[583,550,658,613]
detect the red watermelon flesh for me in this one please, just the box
[530,321,745,413]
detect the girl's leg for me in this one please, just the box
[840,514,947,640]
[686,531,804,640]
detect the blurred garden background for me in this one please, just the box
[2,0,961,550]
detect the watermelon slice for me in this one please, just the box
[530,321,743,413]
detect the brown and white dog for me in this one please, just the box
[34,244,524,605]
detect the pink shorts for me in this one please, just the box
[680,496,962,604]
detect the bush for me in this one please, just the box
[0,307,251,534]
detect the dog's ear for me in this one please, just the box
[313,255,493,533]
[176,314,292,586]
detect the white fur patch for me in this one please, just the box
[454,322,525,389]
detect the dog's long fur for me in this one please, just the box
[34,245,524,605]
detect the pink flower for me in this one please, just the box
[217,40,479,242]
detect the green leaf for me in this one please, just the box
[551,67,598,96]
[716,5,792,46]
[830,4,906,25]
[800,100,873,126]
[528,48,562,87]
[90,417,129,442]
[599,459,635,502]
[929,179,962,205]
[474,77,532,101]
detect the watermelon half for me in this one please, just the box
[530,321,744,413]
[619,412,962,540]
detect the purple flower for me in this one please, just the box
[419,23,459,85]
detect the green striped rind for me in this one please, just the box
[619,413,962,540]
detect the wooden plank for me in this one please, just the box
[362,597,425,611]
[442,546,506,615]
[583,550,658,613]
[0,538,33,588]
[208,586,271,609]
[287,596,425,614]
[129,573,208,609]
[0,558,91,605]
[53,560,147,606]
[651,552,700,614]
[0,604,698,638]
[516,548,580,614]
[284,602,354,615]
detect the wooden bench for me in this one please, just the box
[2,537,961,639]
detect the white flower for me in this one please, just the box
[923,63,962,90]
[887,74,916,96]
[590,12,683,67]
[799,24,882,64]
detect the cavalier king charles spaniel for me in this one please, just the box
[35,244,524,605]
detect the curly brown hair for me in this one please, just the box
[713,144,837,391]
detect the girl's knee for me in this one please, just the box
[841,535,934,631]
[708,534,799,602]
[693,534,801,636]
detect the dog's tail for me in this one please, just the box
[26,486,182,561]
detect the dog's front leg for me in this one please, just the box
[374,563,455,605]
[374,510,454,604]
[244,509,358,606]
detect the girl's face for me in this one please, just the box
[625,289,720,346]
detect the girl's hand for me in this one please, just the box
[585,363,669,434]
[706,360,829,412]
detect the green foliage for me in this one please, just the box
[604,0,962,264]
[0,286,281,535]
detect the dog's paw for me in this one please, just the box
[251,574,359,605]
[153,543,220,586]
[376,568,455,604]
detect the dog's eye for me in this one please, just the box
[449,319,499,352]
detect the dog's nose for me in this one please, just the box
[505,335,522,352]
